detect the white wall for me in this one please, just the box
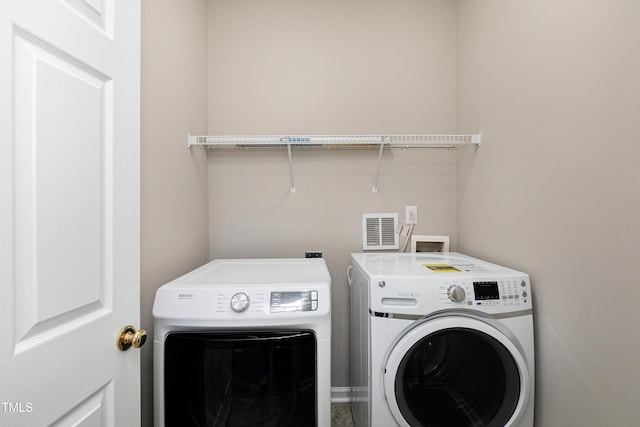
[206,0,459,389]
[457,1,640,425]
[140,1,210,425]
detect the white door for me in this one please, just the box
[0,0,141,425]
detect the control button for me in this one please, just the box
[447,285,466,302]
[521,280,526,287]
[230,292,250,313]
[312,301,318,310]
[378,280,386,288]
[522,291,528,298]
[311,291,318,300]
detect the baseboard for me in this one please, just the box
[331,387,352,403]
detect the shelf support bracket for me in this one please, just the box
[372,137,387,192]
[286,138,295,193]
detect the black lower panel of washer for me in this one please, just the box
[164,330,317,427]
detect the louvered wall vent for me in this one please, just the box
[362,213,399,250]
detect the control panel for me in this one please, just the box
[154,279,330,322]
[208,289,321,314]
[436,277,530,309]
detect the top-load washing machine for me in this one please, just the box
[349,252,534,427]
[153,258,331,427]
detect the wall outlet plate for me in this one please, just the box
[405,206,418,224]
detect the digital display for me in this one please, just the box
[280,292,303,307]
[473,281,500,300]
[270,291,318,312]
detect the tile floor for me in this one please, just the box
[331,403,354,427]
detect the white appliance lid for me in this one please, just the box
[350,252,523,276]
[163,258,331,287]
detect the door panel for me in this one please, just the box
[383,316,531,427]
[49,383,114,427]
[0,0,140,425]
[164,331,317,427]
[60,0,113,36]
[13,28,111,347]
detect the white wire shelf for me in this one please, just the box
[188,132,481,192]
[188,133,481,148]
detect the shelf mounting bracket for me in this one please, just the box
[372,136,387,192]
[286,138,295,193]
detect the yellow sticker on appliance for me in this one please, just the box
[423,264,461,273]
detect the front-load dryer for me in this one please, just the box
[153,258,331,427]
[349,252,534,427]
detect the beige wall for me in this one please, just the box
[206,0,459,389]
[457,1,640,425]
[207,0,457,134]
[140,1,210,425]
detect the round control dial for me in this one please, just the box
[447,285,466,302]
[230,292,250,312]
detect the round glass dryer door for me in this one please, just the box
[383,315,530,427]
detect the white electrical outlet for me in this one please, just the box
[405,206,418,224]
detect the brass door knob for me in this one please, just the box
[117,325,147,351]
